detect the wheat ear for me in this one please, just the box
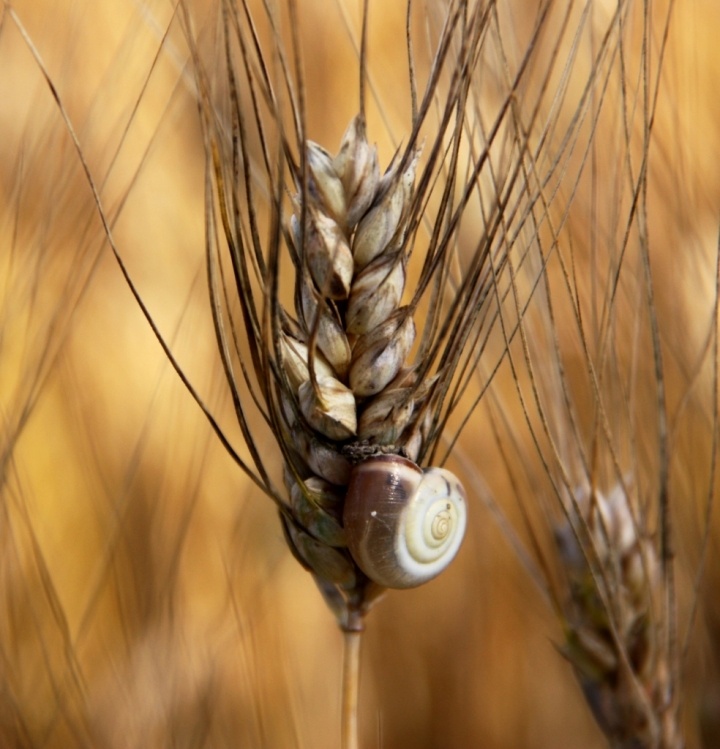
[555,484,680,748]
[192,2,497,744]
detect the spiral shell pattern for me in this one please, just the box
[343,454,467,589]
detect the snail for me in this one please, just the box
[342,454,467,589]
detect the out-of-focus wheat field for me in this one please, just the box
[1,1,719,747]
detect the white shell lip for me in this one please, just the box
[343,456,467,589]
[392,467,467,587]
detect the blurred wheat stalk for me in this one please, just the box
[1,0,719,747]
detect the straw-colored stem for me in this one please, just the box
[341,627,363,749]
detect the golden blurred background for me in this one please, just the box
[1,1,719,747]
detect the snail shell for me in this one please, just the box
[343,454,467,589]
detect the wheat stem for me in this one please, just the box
[341,628,363,749]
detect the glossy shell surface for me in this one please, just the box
[343,454,467,588]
